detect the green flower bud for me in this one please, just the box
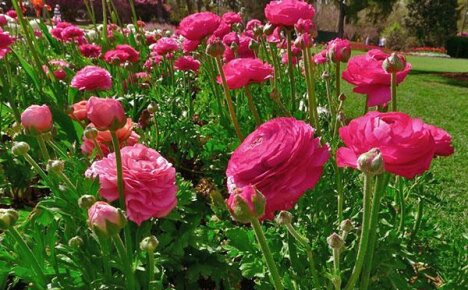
[327,232,344,249]
[275,210,293,225]
[206,38,225,57]
[227,186,265,223]
[140,235,159,252]
[68,236,83,248]
[147,102,158,114]
[78,195,97,209]
[383,53,405,73]
[0,208,19,230]
[12,142,30,156]
[357,148,385,176]
[84,127,98,140]
[46,160,65,174]
[340,219,354,232]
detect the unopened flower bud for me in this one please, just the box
[147,102,158,114]
[206,38,225,57]
[327,232,344,249]
[321,71,330,80]
[340,219,354,232]
[78,195,96,209]
[383,53,405,73]
[47,160,64,174]
[88,201,126,236]
[275,211,293,225]
[140,235,159,252]
[0,208,19,230]
[357,148,385,175]
[226,185,265,223]
[84,127,98,140]
[12,142,30,156]
[263,23,275,35]
[68,236,83,248]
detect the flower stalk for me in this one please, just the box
[245,85,262,126]
[286,30,296,111]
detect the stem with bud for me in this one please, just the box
[391,72,397,111]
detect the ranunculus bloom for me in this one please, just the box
[182,38,200,53]
[21,104,53,133]
[222,32,239,47]
[86,97,126,131]
[327,38,351,62]
[104,49,131,64]
[424,125,454,157]
[174,56,201,72]
[265,0,315,27]
[144,55,163,71]
[342,49,411,107]
[88,201,124,235]
[178,12,221,41]
[336,112,436,179]
[42,60,69,80]
[61,25,84,41]
[218,58,273,89]
[71,66,112,91]
[0,29,14,49]
[222,12,242,25]
[153,37,179,55]
[226,185,261,223]
[266,27,282,44]
[6,10,17,19]
[79,43,101,58]
[295,18,315,34]
[115,44,139,62]
[70,100,88,121]
[0,15,7,27]
[223,35,255,62]
[85,144,178,225]
[246,19,262,31]
[213,21,231,38]
[226,117,329,219]
[313,49,327,64]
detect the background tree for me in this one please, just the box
[405,0,458,46]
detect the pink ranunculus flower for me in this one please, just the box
[104,49,130,64]
[226,117,330,219]
[85,144,178,225]
[217,58,273,89]
[222,12,242,25]
[79,43,102,58]
[213,21,231,38]
[42,60,69,80]
[336,112,437,179]
[295,18,315,35]
[153,37,179,55]
[226,185,263,223]
[174,56,201,73]
[6,10,17,19]
[88,201,125,235]
[71,66,112,91]
[61,25,84,42]
[182,38,200,53]
[313,49,327,64]
[0,29,14,49]
[327,38,351,62]
[21,104,53,134]
[246,19,262,31]
[342,49,411,107]
[223,35,255,62]
[265,0,315,27]
[178,12,221,41]
[424,125,454,157]
[69,100,88,121]
[115,44,140,63]
[222,32,239,47]
[0,15,7,27]
[86,96,126,131]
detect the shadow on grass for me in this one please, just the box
[410,70,468,89]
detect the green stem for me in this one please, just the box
[101,0,108,46]
[344,174,374,290]
[335,166,344,223]
[332,248,341,290]
[250,218,284,290]
[91,137,105,159]
[335,62,341,100]
[36,134,50,162]
[359,174,389,290]
[285,223,321,288]
[9,227,46,288]
[113,234,136,290]
[98,235,112,283]
[303,47,320,131]
[23,153,49,183]
[391,72,397,111]
[245,85,262,126]
[215,56,243,141]
[59,171,77,191]
[46,139,68,160]
[147,249,155,289]
[397,177,405,233]
[153,112,160,150]
[410,198,424,244]
[286,30,296,112]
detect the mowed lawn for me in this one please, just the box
[341,54,468,281]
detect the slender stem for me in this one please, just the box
[153,112,160,149]
[344,174,374,290]
[59,172,77,191]
[215,56,243,141]
[9,227,46,288]
[303,47,320,130]
[391,72,397,111]
[335,62,341,100]
[359,174,389,290]
[23,153,49,183]
[127,0,139,31]
[147,249,155,288]
[285,223,321,288]
[250,218,284,290]
[98,235,112,283]
[36,134,50,161]
[397,177,405,233]
[46,139,68,160]
[332,248,341,290]
[364,96,369,114]
[91,138,105,159]
[410,198,424,244]
[113,234,136,290]
[101,0,108,46]
[244,86,262,126]
[286,30,296,112]
[335,166,344,222]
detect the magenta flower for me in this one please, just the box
[86,97,126,131]
[174,56,201,73]
[265,0,315,27]
[115,45,140,62]
[153,37,179,55]
[21,104,53,134]
[71,66,112,91]
[424,125,454,157]
[86,144,178,225]
[226,117,329,219]
[178,12,221,41]
[182,38,200,53]
[88,201,125,235]
[79,44,102,58]
[222,12,242,25]
[217,58,273,89]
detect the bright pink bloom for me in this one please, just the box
[86,97,126,131]
[71,66,112,91]
[342,49,411,106]
[265,0,315,27]
[266,27,282,44]
[6,10,17,19]
[56,22,72,29]
[222,32,239,47]
[246,19,262,31]
[222,12,242,25]
[226,185,259,221]
[144,55,163,71]
[327,38,351,62]
[69,100,88,121]
[178,12,221,41]
[115,45,139,62]
[88,201,124,234]
[295,18,315,34]
[213,21,231,38]
[153,37,179,55]
[174,56,201,72]
[43,60,69,80]
[0,29,14,49]
[336,112,436,179]
[227,117,329,219]
[21,104,53,133]
[0,15,8,26]
[85,144,178,225]
[223,35,255,62]
[104,49,130,64]
[61,25,84,41]
[424,125,454,157]
[218,58,273,89]
[50,27,64,41]
[313,49,327,64]
[182,38,200,53]
[79,44,101,58]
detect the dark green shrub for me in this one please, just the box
[446,36,468,58]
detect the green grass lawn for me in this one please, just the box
[341,54,468,283]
